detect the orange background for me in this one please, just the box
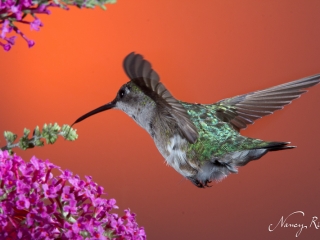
[1,1,320,239]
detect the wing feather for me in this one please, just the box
[123,52,199,143]
[215,74,320,130]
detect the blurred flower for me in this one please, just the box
[0,150,146,239]
[0,19,11,38]
[0,0,116,51]
[30,18,43,31]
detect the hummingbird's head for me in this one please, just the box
[71,52,199,143]
[113,81,155,114]
[71,81,156,128]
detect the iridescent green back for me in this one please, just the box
[181,102,271,162]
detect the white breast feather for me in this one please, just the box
[165,135,193,177]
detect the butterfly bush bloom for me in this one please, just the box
[0,0,116,51]
[0,150,146,239]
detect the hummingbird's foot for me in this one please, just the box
[187,177,212,188]
[204,180,212,188]
[187,176,204,188]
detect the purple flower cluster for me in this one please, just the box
[0,0,115,51]
[0,150,146,239]
[0,0,51,50]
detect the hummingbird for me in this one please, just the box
[72,52,320,188]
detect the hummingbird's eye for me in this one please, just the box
[119,89,125,98]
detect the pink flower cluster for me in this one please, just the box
[0,150,146,239]
[0,0,52,50]
[0,0,114,51]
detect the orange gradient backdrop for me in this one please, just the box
[1,1,320,239]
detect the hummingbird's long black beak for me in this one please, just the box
[71,101,116,127]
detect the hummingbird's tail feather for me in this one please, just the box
[262,141,296,151]
[233,141,295,167]
[193,141,296,187]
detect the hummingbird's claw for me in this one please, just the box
[204,180,212,188]
[187,176,203,188]
[187,177,213,188]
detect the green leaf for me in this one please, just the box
[48,135,58,144]
[4,131,17,144]
[60,124,69,134]
[2,122,78,152]
[35,139,44,147]
[34,126,41,137]
[23,128,30,137]
[19,136,29,150]
[42,123,59,144]
[61,124,78,141]
[52,123,61,133]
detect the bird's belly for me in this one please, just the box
[156,134,197,177]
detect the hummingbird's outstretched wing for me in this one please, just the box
[214,74,320,131]
[123,52,199,143]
